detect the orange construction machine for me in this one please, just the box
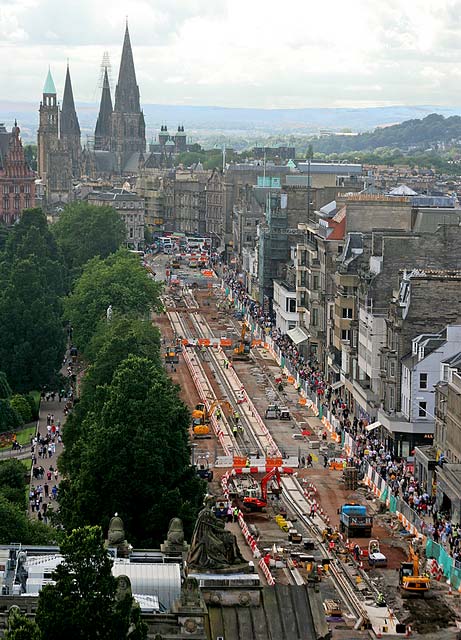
[243,467,282,511]
[232,322,251,361]
[399,541,430,596]
[192,400,232,437]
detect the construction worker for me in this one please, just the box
[376,592,386,607]
[233,424,238,437]
[215,408,222,421]
[234,411,240,426]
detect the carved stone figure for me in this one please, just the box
[106,514,131,557]
[115,574,132,602]
[161,517,189,554]
[180,577,201,607]
[187,498,246,571]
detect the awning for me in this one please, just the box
[287,327,310,345]
[365,421,382,432]
[331,380,344,391]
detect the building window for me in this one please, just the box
[14,196,20,210]
[25,196,30,208]
[3,197,9,210]
[2,185,8,195]
[390,386,395,411]
[442,364,450,382]
[418,401,427,417]
[342,308,353,319]
[419,373,428,389]
[313,275,319,290]
[288,299,296,313]
[390,361,395,377]
[341,329,351,341]
[312,308,319,326]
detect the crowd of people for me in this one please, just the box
[223,270,461,557]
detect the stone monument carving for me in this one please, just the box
[106,514,132,557]
[161,517,189,554]
[187,497,247,572]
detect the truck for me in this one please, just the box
[338,503,373,538]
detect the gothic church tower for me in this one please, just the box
[110,24,146,171]
[60,64,81,178]
[94,67,113,151]
[37,69,59,185]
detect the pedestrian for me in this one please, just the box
[233,506,239,523]
[44,483,49,498]
[301,456,306,468]
[307,454,313,468]
[323,454,329,468]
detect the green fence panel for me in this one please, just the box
[380,487,388,503]
[389,495,397,514]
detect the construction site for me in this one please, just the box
[153,252,461,640]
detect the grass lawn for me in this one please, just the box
[21,458,32,471]
[15,424,36,447]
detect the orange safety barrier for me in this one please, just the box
[266,457,283,468]
[233,456,248,468]
[251,339,263,347]
[181,339,189,346]
[220,338,232,347]
[298,397,307,406]
[198,338,210,346]
[287,376,295,384]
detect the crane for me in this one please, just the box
[192,400,232,437]
[243,467,282,511]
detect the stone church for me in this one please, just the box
[90,24,146,177]
[37,66,80,205]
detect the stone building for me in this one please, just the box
[91,24,146,176]
[0,122,36,224]
[37,67,79,204]
[205,168,225,245]
[86,187,145,249]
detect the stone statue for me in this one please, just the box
[161,517,189,554]
[115,575,145,638]
[187,497,246,572]
[180,577,201,607]
[106,514,131,557]
[106,304,113,323]
[115,574,132,602]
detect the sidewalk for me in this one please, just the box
[29,395,67,521]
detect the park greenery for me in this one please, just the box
[0,459,55,545]
[52,202,126,279]
[63,249,163,352]
[0,209,66,394]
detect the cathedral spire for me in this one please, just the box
[94,67,113,151]
[114,23,141,113]
[61,64,80,136]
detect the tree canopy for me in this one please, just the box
[0,209,66,392]
[52,202,126,278]
[63,250,162,352]
[35,525,147,640]
[58,356,204,547]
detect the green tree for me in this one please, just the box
[58,356,204,546]
[0,372,12,399]
[35,526,147,640]
[10,395,33,424]
[0,400,21,433]
[0,210,66,392]
[63,250,162,351]
[53,202,126,278]
[0,495,55,544]
[3,608,42,640]
[24,144,37,172]
[0,459,28,507]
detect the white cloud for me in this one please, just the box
[2,0,461,108]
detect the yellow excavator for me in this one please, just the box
[192,400,232,437]
[232,322,251,361]
[399,541,430,596]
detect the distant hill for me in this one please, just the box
[312,113,461,153]
[1,101,461,146]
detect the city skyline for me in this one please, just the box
[2,0,461,109]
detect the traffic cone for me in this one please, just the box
[405,625,412,637]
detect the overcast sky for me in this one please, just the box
[2,0,461,108]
